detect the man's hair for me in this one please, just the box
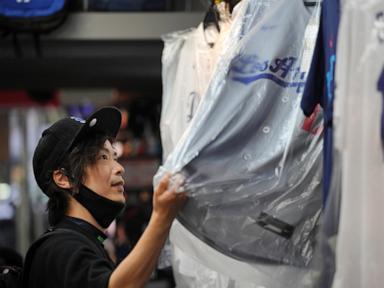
[46,134,113,225]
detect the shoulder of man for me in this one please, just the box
[22,228,100,286]
[30,227,99,254]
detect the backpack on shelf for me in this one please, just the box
[0,0,70,56]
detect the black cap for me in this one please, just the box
[33,106,121,195]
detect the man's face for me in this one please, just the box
[83,139,126,203]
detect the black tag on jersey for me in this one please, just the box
[256,212,295,239]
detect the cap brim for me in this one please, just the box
[71,106,122,149]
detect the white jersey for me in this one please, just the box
[333,1,384,288]
[160,4,233,160]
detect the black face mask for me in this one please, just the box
[74,184,125,229]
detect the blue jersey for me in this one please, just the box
[301,0,340,205]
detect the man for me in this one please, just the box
[24,106,187,288]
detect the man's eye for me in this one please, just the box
[100,154,108,160]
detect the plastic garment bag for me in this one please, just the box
[332,1,384,287]
[156,0,322,270]
[161,3,238,161]
[307,149,341,288]
[160,2,274,286]
[159,3,247,285]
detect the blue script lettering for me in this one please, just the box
[231,55,268,74]
[230,54,307,93]
[269,57,297,78]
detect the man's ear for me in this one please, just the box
[52,169,73,189]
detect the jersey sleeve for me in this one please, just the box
[301,20,325,117]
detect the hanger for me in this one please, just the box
[223,0,242,13]
[303,0,321,7]
[203,0,221,33]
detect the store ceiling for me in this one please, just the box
[0,40,163,91]
[0,12,203,91]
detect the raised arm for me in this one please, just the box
[108,173,187,288]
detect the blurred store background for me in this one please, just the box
[0,1,208,286]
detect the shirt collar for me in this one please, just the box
[58,216,108,244]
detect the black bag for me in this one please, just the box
[0,246,23,288]
[0,229,59,288]
[0,266,22,288]
[0,228,91,288]
[0,0,69,33]
[0,0,69,57]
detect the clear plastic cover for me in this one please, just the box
[331,0,384,287]
[157,0,322,272]
[306,149,341,288]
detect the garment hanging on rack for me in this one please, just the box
[160,1,233,161]
[304,3,342,283]
[301,0,340,206]
[332,1,384,287]
[160,3,241,287]
[160,0,322,286]
[379,68,384,152]
[161,1,288,286]
[157,0,321,268]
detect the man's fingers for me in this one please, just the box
[177,192,188,199]
[156,174,189,204]
[175,192,188,203]
[157,173,171,194]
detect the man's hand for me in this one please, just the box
[151,173,188,230]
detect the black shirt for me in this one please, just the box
[26,216,115,288]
